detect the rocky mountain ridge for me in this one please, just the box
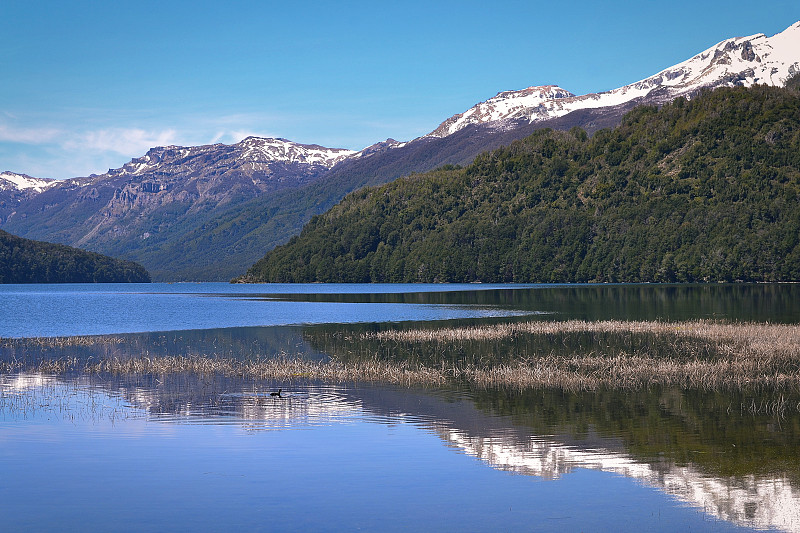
[0,171,57,192]
[1,136,366,227]
[428,22,800,138]
[2,22,799,280]
[0,135,399,280]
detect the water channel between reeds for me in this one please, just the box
[2,282,799,532]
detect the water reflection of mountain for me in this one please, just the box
[15,370,797,532]
[347,385,800,533]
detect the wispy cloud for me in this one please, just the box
[0,123,63,144]
[0,121,179,155]
[0,122,181,178]
[0,108,391,179]
[66,128,178,155]
[199,113,283,145]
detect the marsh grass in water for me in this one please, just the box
[3,320,800,396]
[310,319,800,393]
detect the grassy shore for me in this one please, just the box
[2,320,799,392]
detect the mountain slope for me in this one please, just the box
[428,22,800,138]
[3,23,799,281]
[0,172,58,222]
[239,85,800,283]
[0,137,358,280]
[211,21,800,281]
[0,229,151,283]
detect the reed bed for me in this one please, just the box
[0,335,125,348]
[0,354,452,387]
[5,349,797,392]
[2,320,800,393]
[462,353,799,391]
[366,319,800,351]
[358,320,800,392]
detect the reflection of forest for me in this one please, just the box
[349,385,800,533]
[234,283,800,322]
[3,371,800,531]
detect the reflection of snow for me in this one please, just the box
[236,389,361,430]
[0,372,57,391]
[0,372,140,424]
[119,383,363,430]
[5,372,799,531]
[440,429,800,532]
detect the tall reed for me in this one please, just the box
[2,320,799,393]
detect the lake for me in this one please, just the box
[2,283,799,532]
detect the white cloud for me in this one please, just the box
[1,120,179,156]
[209,131,226,144]
[0,123,180,179]
[67,128,179,155]
[0,123,63,144]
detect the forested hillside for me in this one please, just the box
[239,85,800,283]
[0,230,151,283]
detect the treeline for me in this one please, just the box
[239,85,800,283]
[0,230,151,283]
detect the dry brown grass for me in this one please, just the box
[366,319,800,349]
[3,320,799,392]
[0,355,451,387]
[0,336,125,348]
[362,320,800,391]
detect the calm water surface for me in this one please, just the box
[2,282,799,338]
[2,283,799,532]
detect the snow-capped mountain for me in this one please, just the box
[114,137,357,179]
[2,137,360,206]
[0,171,56,192]
[0,135,381,280]
[3,21,799,282]
[428,22,800,138]
[429,85,577,138]
[0,173,59,221]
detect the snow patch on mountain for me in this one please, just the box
[353,138,407,159]
[109,137,359,179]
[0,171,57,192]
[428,21,800,138]
[238,137,357,167]
[430,86,575,138]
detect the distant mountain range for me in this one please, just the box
[2,22,799,281]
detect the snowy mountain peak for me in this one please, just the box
[237,136,357,167]
[110,137,359,179]
[0,171,56,192]
[428,21,800,138]
[429,85,575,138]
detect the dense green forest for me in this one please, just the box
[0,230,151,283]
[240,85,800,283]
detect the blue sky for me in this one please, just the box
[2,1,800,179]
